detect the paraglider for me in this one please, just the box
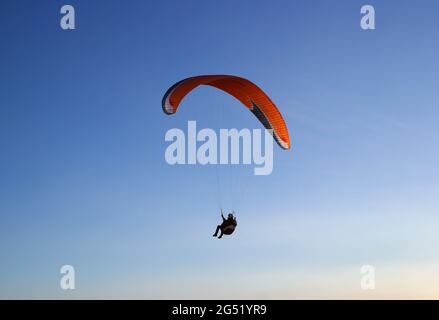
[213,209,237,239]
[162,75,292,239]
[162,75,291,150]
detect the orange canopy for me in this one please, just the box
[162,75,291,150]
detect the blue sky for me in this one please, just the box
[1,0,439,298]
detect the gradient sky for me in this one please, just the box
[1,0,439,299]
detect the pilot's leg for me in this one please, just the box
[218,228,224,239]
[213,225,221,237]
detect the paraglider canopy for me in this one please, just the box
[162,75,291,150]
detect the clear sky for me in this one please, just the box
[1,0,439,299]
